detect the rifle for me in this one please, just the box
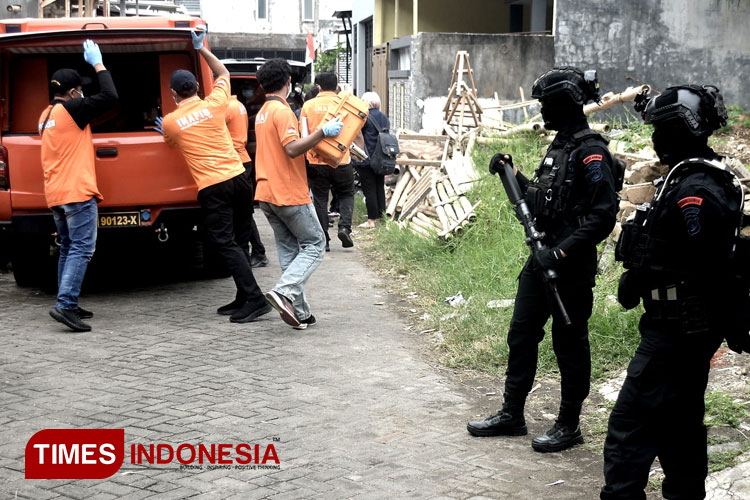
[490,154,571,325]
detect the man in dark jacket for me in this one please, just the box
[601,85,749,500]
[467,67,619,453]
[39,39,118,332]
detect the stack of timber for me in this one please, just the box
[385,133,481,240]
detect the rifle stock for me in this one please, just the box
[492,156,572,325]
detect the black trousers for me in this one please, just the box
[308,163,354,242]
[242,161,266,258]
[601,314,723,500]
[354,164,386,220]
[504,265,593,412]
[197,172,265,306]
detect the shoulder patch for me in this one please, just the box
[677,196,704,208]
[586,161,602,182]
[583,153,603,165]
[682,206,701,236]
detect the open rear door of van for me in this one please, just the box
[0,24,212,222]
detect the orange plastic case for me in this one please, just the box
[311,94,369,167]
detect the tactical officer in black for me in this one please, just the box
[467,67,619,452]
[601,85,750,500]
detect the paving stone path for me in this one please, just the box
[0,219,622,499]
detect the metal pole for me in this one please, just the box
[120,0,126,16]
[135,0,139,16]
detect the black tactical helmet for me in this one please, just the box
[531,66,600,105]
[634,85,728,137]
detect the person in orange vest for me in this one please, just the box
[254,58,343,329]
[225,95,268,268]
[299,72,358,250]
[159,25,270,324]
[39,39,118,332]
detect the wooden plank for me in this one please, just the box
[399,170,436,221]
[439,200,482,237]
[386,170,412,216]
[443,83,457,114]
[395,159,443,166]
[398,134,448,143]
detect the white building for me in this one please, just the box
[198,0,353,85]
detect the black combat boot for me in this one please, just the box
[531,401,584,452]
[467,398,527,437]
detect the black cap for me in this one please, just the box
[50,68,91,94]
[170,70,198,93]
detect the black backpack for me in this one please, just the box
[366,115,399,176]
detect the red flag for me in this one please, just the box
[305,32,315,65]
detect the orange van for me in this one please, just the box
[0,16,218,285]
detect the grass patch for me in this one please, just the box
[369,130,642,380]
[705,391,749,428]
[709,447,750,473]
[717,104,750,135]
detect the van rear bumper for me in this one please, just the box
[8,206,204,234]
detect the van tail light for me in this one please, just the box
[0,145,9,190]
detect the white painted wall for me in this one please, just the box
[353,0,374,95]
[201,0,350,36]
[201,0,300,34]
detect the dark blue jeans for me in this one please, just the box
[50,197,98,310]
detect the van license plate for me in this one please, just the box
[98,212,140,228]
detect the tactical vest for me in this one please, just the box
[525,129,622,223]
[616,157,747,276]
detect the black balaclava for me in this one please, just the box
[651,125,712,167]
[540,95,585,131]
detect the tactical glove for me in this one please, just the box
[489,153,513,175]
[534,247,563,271]
[617,271,642,310]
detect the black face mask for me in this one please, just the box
[651,126,709,166]
[540,98,583,131]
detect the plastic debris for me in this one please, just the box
[487,299,515,309]
[445,291,468,307]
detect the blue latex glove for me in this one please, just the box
[192,25,207,50]
[321,116,343,137]
[83,39,102,67]
[154,116,164,135]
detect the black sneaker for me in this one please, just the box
[338,228,353,248]
[325,242,330,252]
[230,302,272,323]
[531,422,583,453]
[77,307,93,319]
[250,255,269,268]
[217,298,245,316]
[264,290,301,327]
[467,410,527,437]
[50,307,91,332]
[292,314,317,330]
